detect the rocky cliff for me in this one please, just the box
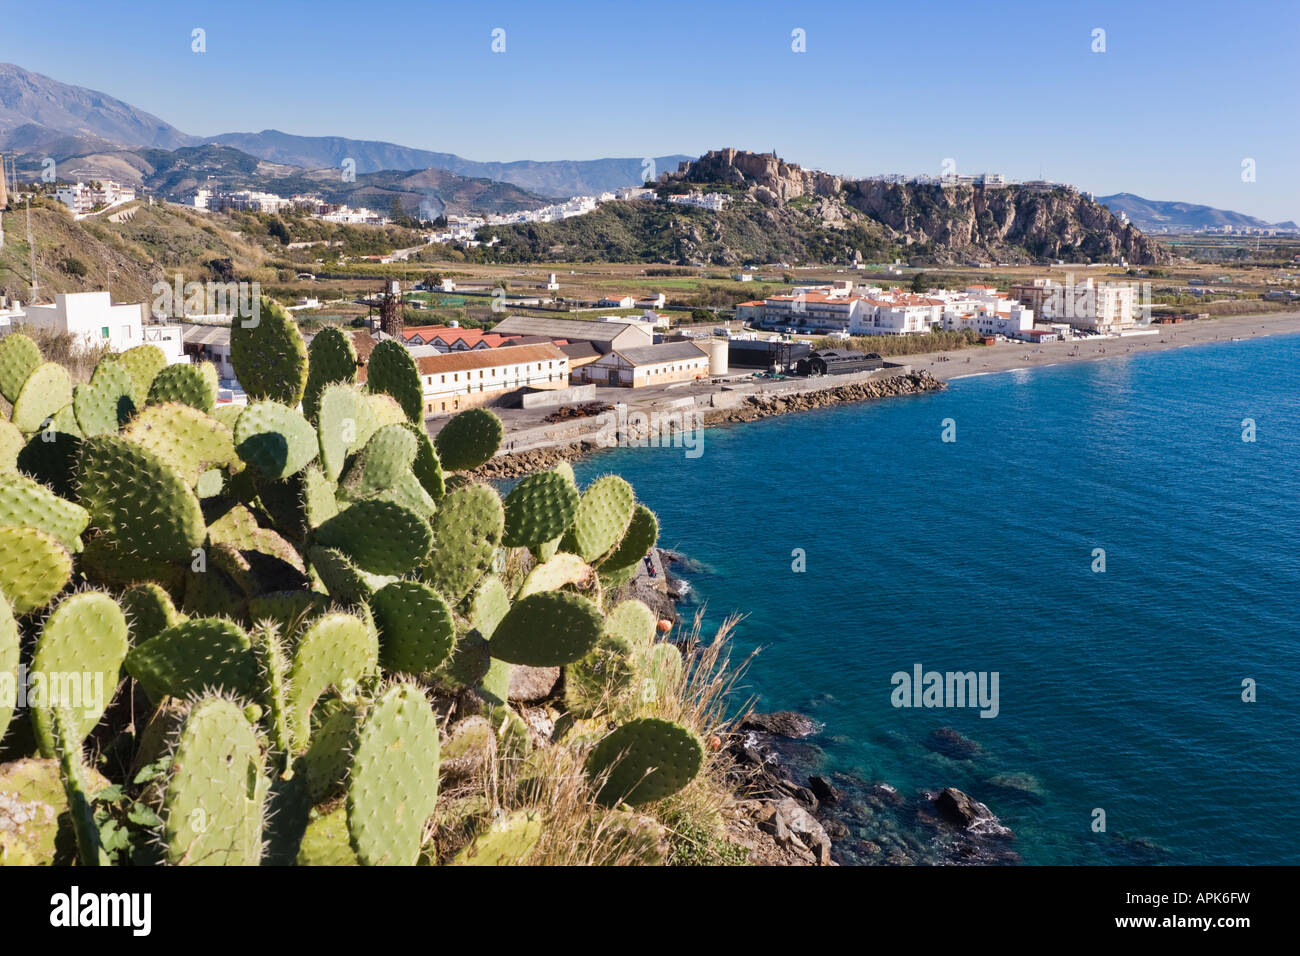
[663,149,1167,265]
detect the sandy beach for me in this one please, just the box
[909,310,1300,382]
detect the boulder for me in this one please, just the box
[508,665,560,703]
[739,711,820,739]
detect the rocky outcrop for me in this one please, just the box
[658,148,1167,265]
[669,148,843,201]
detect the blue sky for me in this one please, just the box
[3,0,1297,221]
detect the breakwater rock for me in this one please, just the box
[701,371,944,426]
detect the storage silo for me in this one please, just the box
[707,337,729,376]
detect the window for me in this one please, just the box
[101,326,110,339]
[122,325,133,340]
[441,375,446,383]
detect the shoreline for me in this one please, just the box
[469,310,1300,480]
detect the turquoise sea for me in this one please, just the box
[572,332,1300,865]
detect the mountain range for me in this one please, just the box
[1097,193,1297,233]
[0,63,688,203]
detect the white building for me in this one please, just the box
[17,292,187,361]
[666,191,728,212]
[939,285,1035,338]
[55,181,135,215]
[1010,278,1136,333]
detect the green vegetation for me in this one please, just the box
[812,328,985,356]
[0,311,742,867]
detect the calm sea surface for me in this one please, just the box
[572,332,1300,864]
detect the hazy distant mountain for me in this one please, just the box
[1099,193,1298,232]
[0,62,687,199]
[202,130,689,197]
[0,63,198,149]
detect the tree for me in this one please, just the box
[389,197,406,222]
[911,271,929,293]
[268,217,291,246]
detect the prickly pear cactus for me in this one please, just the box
[125,618,257,702]
[434,407,503,472]
[0,526,72,615]
[303,326,358,421]
[0,592,19,740]
[229,297,309,406]
[366,339,424,423]
[346,682,440,865]
[561,475,635,563]
[489,590,604,667]
[161,696,268,866]
[450,809,543,866]
[371,581,455,675]
[585,718,704,807]
[30,591,129,757]
[503,470,580,548]
[0,333,41,404]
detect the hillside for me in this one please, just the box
[1098,192,1299,233]
[480,149,1168,266]
[0,200,267,304]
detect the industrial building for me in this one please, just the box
[726,338,811,372]
[795,349,884,376]
[572,340,710,388]
[490,315,653,353]
[359,341,570,416]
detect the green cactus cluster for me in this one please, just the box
[0,308,701,867]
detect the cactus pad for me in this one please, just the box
[11,363,73,434]
[489,590,604,667]
[422,483,503,602]
[451,809,543,865]
[72,360,136,436]
[29,591,129,757]
[0,332,41,404]
[77,435,206,563]
[306,545,387,604]
[0,421,23,472]
[0,472,90,552]
[303,325,358,421]
[366,339,423,423]
[230,297,309,406]
[116,344,167,407]
[315,499,432,575]
[561,475,636,563]
[605,600,658,649]
[585,717,703,807]
[161,697,267,866]
[0,526,72,615]
[122,402,238,486]
[120,582,183,644]
[434,407,503,472]
[596,504,658,586]
[296,806,357,866]
[564,630,635,718]
[338,423,417,499]
[502,470,580,548]
[346,682,440,865]
[146,362,218,415]
[125,618,257,702]
[405,423,445,500]
[288,612,377,748]
[0,593,19,740]
[317,382,378,481]
[372,580,455,675]
[234,401,319,479]
[517,552,595,599]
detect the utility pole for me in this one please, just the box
[27,197,38,301]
